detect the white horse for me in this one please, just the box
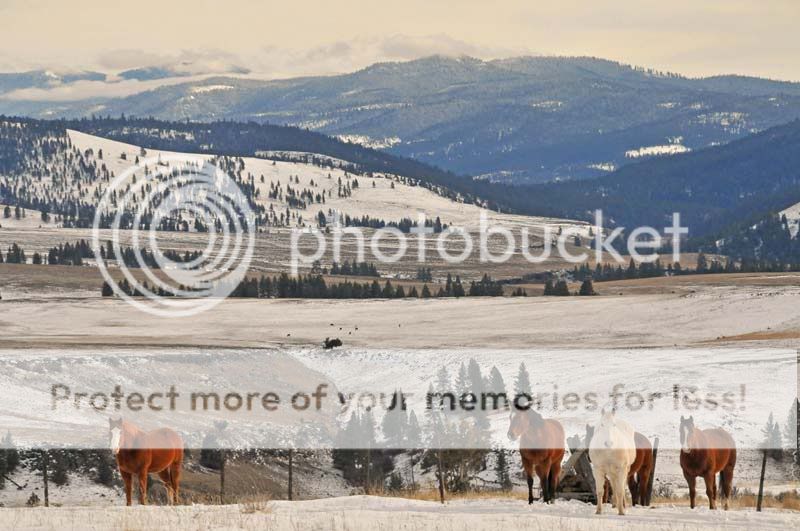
[589,410,637,515]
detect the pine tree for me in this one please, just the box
[487,366,507,405]
[407,410,422,448]
[455,363,469,397]
[762,412,783,460]
[543,279,554,295]
[495,449,512,491]
[579,278,596,296]
[514,363,532,398]
[96,452,115,486]
[784,400,799,465]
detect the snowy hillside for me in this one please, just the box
[65,130,586,233]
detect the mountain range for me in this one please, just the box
[3,56,800,183]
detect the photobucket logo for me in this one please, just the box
[92,155,255,317]
[290,210,688,273]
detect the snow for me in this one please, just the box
[0,496,798,530]
[189,85,234,94]
[588,163,616,172]
[335,134,401,149]
[625,145,690,158]
[779,201,800,238]
[64,129,588,236]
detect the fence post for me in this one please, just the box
[757,449,767,512]
[42,450,49,508]
[645,436,659,505]
[219,450,226,503]
[287,449,293,501]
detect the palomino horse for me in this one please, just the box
[507,408,565,504]
[586,425,654,506]
[109,418,184,505]
[679,415,736,510]
[588,410,637,515]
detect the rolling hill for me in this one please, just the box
[3,56,800,183]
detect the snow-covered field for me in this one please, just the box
[1,496,799,530]
[1,281,798,349]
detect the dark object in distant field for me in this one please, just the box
[323,337,343,349]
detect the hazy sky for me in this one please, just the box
[1,0,798,81]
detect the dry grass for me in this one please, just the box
[377,488,525,503]
[380,489,800,511]
[651,490,800,511]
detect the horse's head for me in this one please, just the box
[679,415,696,453]
[109,417,123,455]
[594,408,618,448]
[507,406,544,441]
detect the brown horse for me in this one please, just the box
[679,415,736,510]
[109,418,184,506]
[508,408,565,504]
[586,425,654,506]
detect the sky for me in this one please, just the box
[0,0,798,85]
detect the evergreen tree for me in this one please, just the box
[487,366,507,402]
[762,412,783,460]
[406,410,422,448]
[495,449,513,491]
[579,278,596,296]
[514,363,532,398]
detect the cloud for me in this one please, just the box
[98,49,250,78]
[0,75,220,102]
[0,35,532,101]
[249,34,532,78]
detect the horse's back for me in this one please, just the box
[543,419,566,458]
[631,432,653,473]
[144,428,183,470]
[145,428,183,449]
[705,428,736,470]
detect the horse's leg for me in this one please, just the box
[604,479,611,505]
[703,472,716,510]
[138,471,149,505]
[171,461,182,505]
[684,472,696,509]
[720,464,734,511]
[611,469,626,515]
[628,473,638,506]
[592,468,606,515]
[637,469,650,507]
[548,460,561,504]
[121,471,133,506]
[535,464,549,503]
[157,469,174,505]
[526,474,534,505]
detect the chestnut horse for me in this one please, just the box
[507,408,565,504]
[679,415,736,510]
[586,425,654,506]
[109,418,184,506]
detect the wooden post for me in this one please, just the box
[436,449,445,504]
[365,444,371,495]
[409,451,416,491]
[757,449,767,512]
[645,436,659,506]
[287,449,293,501]
[219,450,226,503]
[42,451,49,508]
